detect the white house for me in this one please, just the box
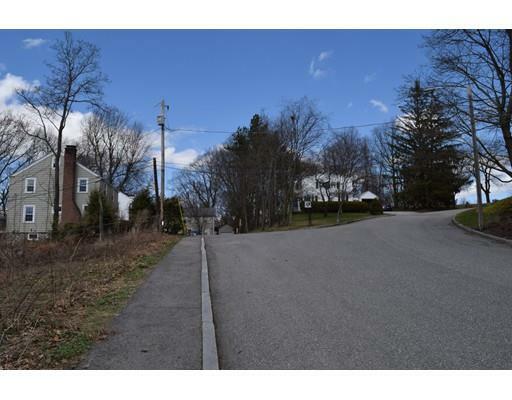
[297,175,358,202]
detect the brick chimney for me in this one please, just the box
[61,145,81,225]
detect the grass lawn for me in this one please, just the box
[455,196,512,239]
[261,212,376,232]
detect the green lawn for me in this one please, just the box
[262,212,375,232]
[455,197,512,229]
[455,197,512,239]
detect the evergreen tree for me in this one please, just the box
[393,80,470,210]
[163,196,184,234]
[83,189,117,229]
[129,187,156,226]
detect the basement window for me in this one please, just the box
[78,178,89,193]
[27,232,38,241]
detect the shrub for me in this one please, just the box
[369,199,383,215]
[309,201,369,213]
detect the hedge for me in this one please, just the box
[306,201,369,213]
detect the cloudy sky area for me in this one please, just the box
[0,30,510,200]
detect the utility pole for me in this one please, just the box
[152,157,160,210]
[467,85,484,231]
[157,99,169,232]
[98,191,104,241]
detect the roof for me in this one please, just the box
[360,191,379,200]
[10,154,53,177]
[11,153,102,179]
[183,207,216,218]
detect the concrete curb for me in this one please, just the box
[201,236,219,370]
[452,216,512,247]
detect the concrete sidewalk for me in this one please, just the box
[82,237,202,369]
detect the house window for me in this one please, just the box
[78,178,88,193]
[27,233,38,241]
[25,178,36,193]
[83,204,89,214]
[23,205,35,223]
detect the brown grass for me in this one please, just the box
[0,231,179,369]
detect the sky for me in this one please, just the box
[0,30,510,200]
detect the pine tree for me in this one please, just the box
[393,80,470,210]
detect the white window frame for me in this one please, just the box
[27,232,39,241]
[77,178,89,193]
[24,177,37,193]
[23,205,35,224]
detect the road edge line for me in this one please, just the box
[201,236,219,370]
[451,216,512,247]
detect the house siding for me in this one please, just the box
[6,155,56,234]
[5,155,119,236]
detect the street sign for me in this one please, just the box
[304,201,312,209]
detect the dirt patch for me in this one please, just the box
[485,215,512,240]
[0,232,179,369]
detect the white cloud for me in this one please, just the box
[0,73,34,108]
[309,50,334,80]
[0,72,88,143]
[318,51,333,62]
[457,176,512,203]
[22,38,47,49]
[364,72,376,83]
[147,130,200,168]
[165,147,199,165]
[370,99,388,113]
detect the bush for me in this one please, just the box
[369,199,383,215]
[309,201,369,213]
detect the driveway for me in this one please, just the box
[206,210,512,369]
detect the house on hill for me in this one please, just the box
[359,191,379,203]
[5,145,118,240]
[183,207,216,235]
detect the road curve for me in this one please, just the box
[206,210,512,369]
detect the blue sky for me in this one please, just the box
[1,29,509,200]
[0,30,429,148]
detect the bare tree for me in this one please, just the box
[176,149,221,210]
[373,123,401,206]
[425,29,512,179]
[79,107,149,195]
[322,128,364,223]
[0,112,46,215]
[17,32,107,234]
[275,97,325,223]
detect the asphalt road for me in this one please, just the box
[206,211,512,369]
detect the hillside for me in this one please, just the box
[455,196,512,239]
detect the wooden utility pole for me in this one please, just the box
[157,100,169,231]
[467,85,484,231]
[98,191,104,241]
[152,157,160,207]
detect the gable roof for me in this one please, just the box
[360,191,378,200]
[10,154,53,178]
[11,153,101,179]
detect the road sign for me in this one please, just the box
[304,201,312,209]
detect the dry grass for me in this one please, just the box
[0,231,179,369]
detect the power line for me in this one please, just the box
[163,120,395,135]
